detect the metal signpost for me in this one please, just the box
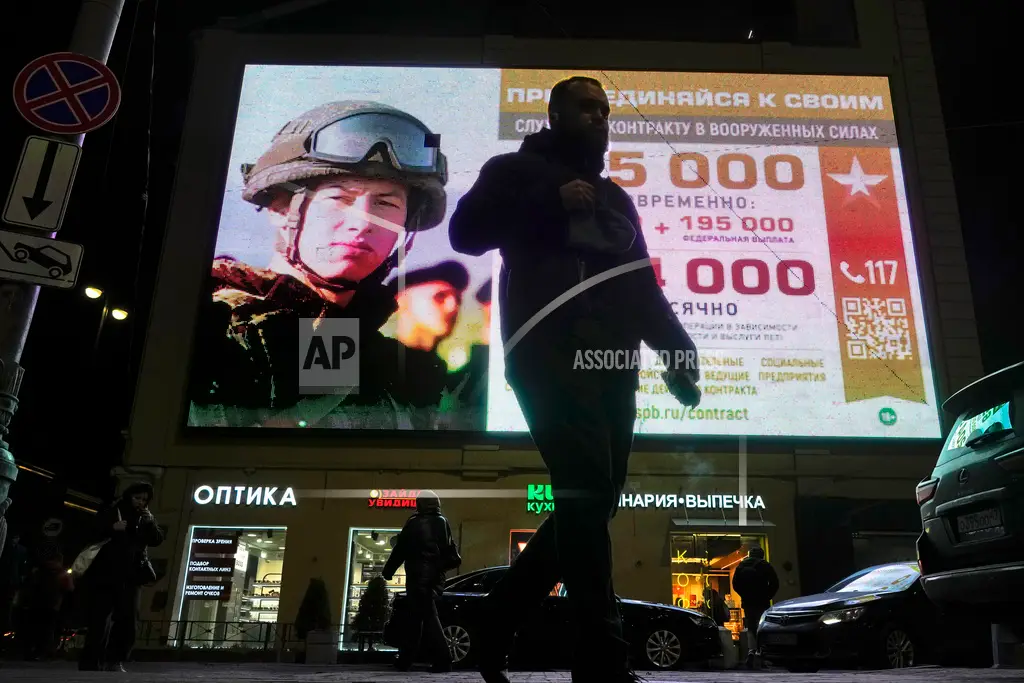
[0,0,126,560]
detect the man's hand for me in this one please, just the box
[113,520,127,532]
[559,180,596,213]
[663,367,701,407]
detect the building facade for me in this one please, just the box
[125,0,980,652]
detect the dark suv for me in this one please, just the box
[916,361,1023,638]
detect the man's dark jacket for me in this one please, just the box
[85,496,165,587]
[449,128,696,381]
[382,510,460,597]
[732,556,780,610]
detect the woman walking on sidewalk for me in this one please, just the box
[78,482,164,672]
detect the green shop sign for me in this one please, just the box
[527,483,554,515]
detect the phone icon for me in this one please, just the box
[839,261,865,284]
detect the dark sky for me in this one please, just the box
[1,0,1020,491]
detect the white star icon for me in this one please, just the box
[827,156,888,197]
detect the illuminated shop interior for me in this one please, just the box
[670,533,769,641]
[340,527,402,650]
[177,526,287,648]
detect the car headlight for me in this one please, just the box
[819,607,865,626]
[759,612,767,627]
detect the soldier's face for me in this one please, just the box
[293,176,407,282]
[397,281,462,340]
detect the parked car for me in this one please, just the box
[916,361,1023,640]
[758,562,990,672]
[383,566,721,670]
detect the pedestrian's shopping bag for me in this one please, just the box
[70,508,120,578]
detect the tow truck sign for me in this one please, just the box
[0,229,83,289]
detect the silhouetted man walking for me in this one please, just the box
[382,490,461,673]
[450,75,700,683]
[733,545,779,667]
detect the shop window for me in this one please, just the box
[174,526,287,649]
[340,528,402,650]
[670,532,769,641]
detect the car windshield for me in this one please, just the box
[828,563,920,594]
[944,401,1014,453]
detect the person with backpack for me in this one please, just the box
[732,546,779,667]
[77,482,164,672]
[381,490,461,673]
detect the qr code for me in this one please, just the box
[841,297,914,361]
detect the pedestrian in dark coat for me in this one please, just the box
[78,482,164,672]
[449,75,700,683]
[732,546,779,666]
[382,490,461,673]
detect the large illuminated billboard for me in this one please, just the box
[186,65,940,439]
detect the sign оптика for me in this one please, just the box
[193,485,297,507]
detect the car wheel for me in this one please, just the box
[882,625,915,668]
[444,623,473,666]
[48,267,63,278]
[13,248,28,261]
[642,628,683,670]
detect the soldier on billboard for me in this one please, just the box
[449,76,701,683]
[388,260,469,359]
[385,260,470,417]
[188,102,451,429]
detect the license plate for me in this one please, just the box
[764,633,798,646]
[956,508,1004,536]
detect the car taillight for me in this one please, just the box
[995,450,1024,472]
[916,478,938,505]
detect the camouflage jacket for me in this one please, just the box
[188,258,448,429]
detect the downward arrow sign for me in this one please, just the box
[22,140,57,220]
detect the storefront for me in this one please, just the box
[175,525,288,647]
[148,469,936,652]
[513,479,798,638]
[669,528,771,639]
[340,527,401,650]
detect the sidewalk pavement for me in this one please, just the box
[0,662,1021,682]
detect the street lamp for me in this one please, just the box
[84,287,129,358]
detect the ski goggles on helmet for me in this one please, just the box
[308,111,447,183]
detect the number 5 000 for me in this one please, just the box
[610,151,805,191]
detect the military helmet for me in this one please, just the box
[241,101,448,231]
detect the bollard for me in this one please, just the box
[710,628,738,669]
